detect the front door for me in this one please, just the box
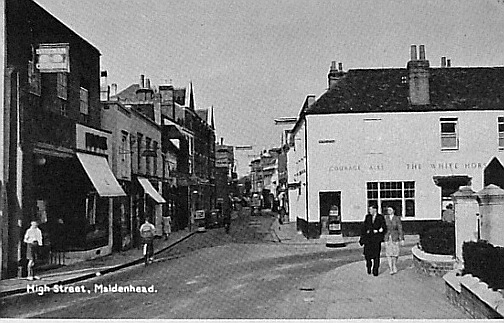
[319,191,341,236]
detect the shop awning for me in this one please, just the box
[137,177,166,203]
[76,152,126,197]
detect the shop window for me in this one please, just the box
[366,181,415,217]
[57,73,68,100]
[440,117,458,150]
[498,117,504,149]
[86,193,97,225]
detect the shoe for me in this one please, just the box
[367,268,372,275]
[373,271,379,276]
[34,276,41,280]
[27,276,34,281]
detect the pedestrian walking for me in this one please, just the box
[23,220,43,280]
[384,206,404,275]
[359,205,387,276]
[162,215,172,241]
[139,218,156,263]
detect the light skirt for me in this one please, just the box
[385,239,400,257]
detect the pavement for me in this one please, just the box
[0,226,196,298]
[0,210,469,319]
[271,218,469,319]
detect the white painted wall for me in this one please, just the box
[287,120,307,222]
[304,110,504,224]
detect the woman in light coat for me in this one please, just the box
[384,206,404,275]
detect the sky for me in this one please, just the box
[35,0,504,175]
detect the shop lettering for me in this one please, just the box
[406,162,486,170]
[329,165,361,172]
[328,164,384,172]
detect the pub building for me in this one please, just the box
[288,45,504,239]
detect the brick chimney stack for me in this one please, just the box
[407,44,430,105]
[328,61,345,89]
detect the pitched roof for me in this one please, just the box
[112,84,140,102]
[306,67,504,115]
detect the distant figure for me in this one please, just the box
[359,205,387,276]
[52,218,66,252]
[442,204,455,223]
[24,220,43,280]
[162,216,172,241]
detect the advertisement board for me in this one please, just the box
[36,43,70,73]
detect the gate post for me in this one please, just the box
[476,184,504,247]
[452,186,479,262]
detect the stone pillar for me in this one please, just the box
[452,186,479,262]
[476,184,504,247]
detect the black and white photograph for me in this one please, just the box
[1,0,504,320]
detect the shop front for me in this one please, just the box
[32,125,126,266]
[136,177,166,239]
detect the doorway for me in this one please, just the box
[319,191,341,236]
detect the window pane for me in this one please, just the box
[441,136,457,148]
[405,200,415,217]
[441,122,456,133]
[499,123,504,132]
[500,137,504,148]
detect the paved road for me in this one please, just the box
[0,213,468,319]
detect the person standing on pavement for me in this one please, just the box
[359,205,387,276]
[162,215,172,241]
[384,206,404,275]
[24,220,43,280]
[139,218,156,263]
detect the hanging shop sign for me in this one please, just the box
[36,43,70,73]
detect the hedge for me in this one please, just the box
[419,222,455,255]
[463,240,504,290]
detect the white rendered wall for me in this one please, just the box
[305,111,504,224]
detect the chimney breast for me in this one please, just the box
[407,45,430,105]
[328,61,345,89]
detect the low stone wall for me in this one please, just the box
[412,245,455,277]
[444,272,504,319]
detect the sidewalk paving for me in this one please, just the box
[0,227,195,298]
[270,218,469,319]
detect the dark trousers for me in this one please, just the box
[364,241,382,276]
[365,255,380,275]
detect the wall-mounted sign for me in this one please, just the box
[36,43,70,73]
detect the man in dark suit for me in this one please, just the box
[360,205,387,276]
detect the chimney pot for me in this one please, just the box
[100,70,108,77]
[447,59,451,67]
[441,56,447,68]
[146,78,151,89]
[111,83,118,97]
[410,45,418,60]
[331,61,337,70]
[338,62,343,71]
[140,75,145,88]
[419,45,426,60]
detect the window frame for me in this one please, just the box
[80,86,89,116]
[366,181,416,217]
[440,117,459,150]
[57,73,68,100]
[498,117,504,150]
